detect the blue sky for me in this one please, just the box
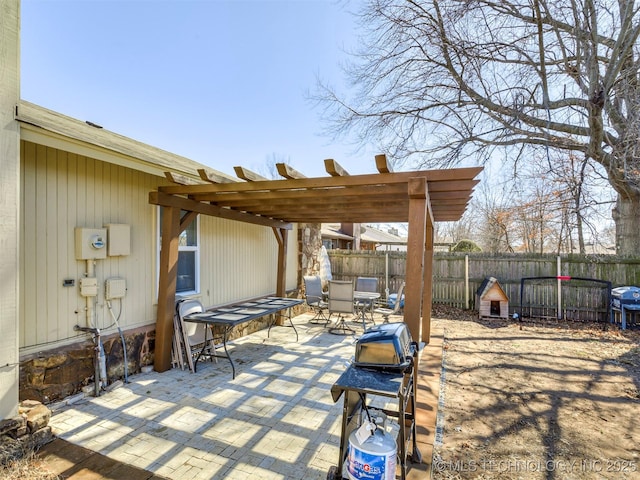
[20,0,377,178]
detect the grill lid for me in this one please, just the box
[354,323,416,372]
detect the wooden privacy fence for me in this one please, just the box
[327,250,640,323]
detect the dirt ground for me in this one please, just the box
[429,305,640,480]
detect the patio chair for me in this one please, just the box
[374,282,405,323]
[355,276,378,293]
[303,275,330,325]
[176,299,218,373]
[355,276,379,325]
[327,280,356,335]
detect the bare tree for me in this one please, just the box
[314,0,640,255]
[434,212,478,245]
[471,180,518,253]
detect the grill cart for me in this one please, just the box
[611,286,640,329]
[327,323,422,480]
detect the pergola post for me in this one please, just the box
[422,211,434,341]
[272,227,288,325]
[404,178,428,345]
[154,206,181,372]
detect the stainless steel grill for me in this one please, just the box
[354,323,417,372]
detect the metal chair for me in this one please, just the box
[355,276,379,325]
[355,276,378,293]
[303,275,330,325]
[328,280,356,335]
[374,282,405,323]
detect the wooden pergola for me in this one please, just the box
[150,155,482,372]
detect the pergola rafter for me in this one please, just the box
[150,156,482,373]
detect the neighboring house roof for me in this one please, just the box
[321,223,407,245]
[360,225,407,245]
[15,100,235,181]
[321,224,354,241]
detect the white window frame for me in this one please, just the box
[157,207,200,296]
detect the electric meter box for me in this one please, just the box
[105,223,131,256]
[75,228,108,260]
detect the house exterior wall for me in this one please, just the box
[20,141,162,353]
[199,214,299,307]
[0,0,21,419]
[19,140,299,356]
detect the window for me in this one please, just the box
[158,208,200,295]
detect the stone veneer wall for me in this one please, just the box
[19,325,156,404]
[19,306,306,406]
[298,223,323,283]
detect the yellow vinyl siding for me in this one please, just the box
[20,140,299,353]
[198,216,298,307]
[21,142,163,352]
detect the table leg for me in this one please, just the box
[267,307,299,342]
[221,327,236,379]
[287,307,299,341]
[192,326,210,373]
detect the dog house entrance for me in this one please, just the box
[490,300,500,316]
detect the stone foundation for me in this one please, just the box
[19,325,156,404]
[0,400,53,465]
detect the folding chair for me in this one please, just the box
[303,275,330,325]
[176,299,218,373]
[328,280,356,335]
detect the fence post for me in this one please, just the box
[557,256,562,320]
[465,254,470,310]
[385,252,389,298]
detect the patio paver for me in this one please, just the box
[45,313,439,479]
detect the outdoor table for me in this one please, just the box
[353,291,381,329]
[183,296,303,379]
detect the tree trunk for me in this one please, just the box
[612,194,640,256]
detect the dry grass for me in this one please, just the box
[0,449,60,480]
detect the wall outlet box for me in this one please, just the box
[105,277,127,300]
[79,277,98,297]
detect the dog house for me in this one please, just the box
[476,277,509,319]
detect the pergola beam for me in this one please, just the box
[197,168,237,184]
[234,166,268,182]
[159,167,482,196]
[149,191,292,229]
[324,158,349,176]
[375,154,393,173]
[276,163,307,179]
